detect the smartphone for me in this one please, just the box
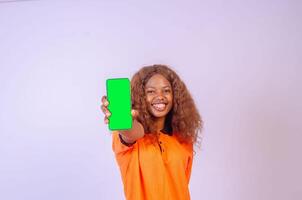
[106,78,132,130]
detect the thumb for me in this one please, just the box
[131,109,139,119]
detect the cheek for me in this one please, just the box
[168,94,173,103]
[145,96,152,104]
[166,95,173,108]
[168,96,173,110]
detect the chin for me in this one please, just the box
[150,111,168,118]
[149,106,172,118]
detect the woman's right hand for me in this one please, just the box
[100,95,145,143]
[101,95,111,125]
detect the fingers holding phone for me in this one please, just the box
[101,95,138,125]
[101,95,111,124]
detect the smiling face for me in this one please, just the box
[145,74,173,119]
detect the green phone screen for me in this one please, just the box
[106,78,132,130]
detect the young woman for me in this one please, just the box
[101,64,203,200]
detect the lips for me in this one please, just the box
[152,102,167,112]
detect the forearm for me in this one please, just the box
[119,119,144,143]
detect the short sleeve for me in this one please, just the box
[185,154,193,184]
[184,143,194,184]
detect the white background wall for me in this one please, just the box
[0,0,301,199]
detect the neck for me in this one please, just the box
[155,116,165,133]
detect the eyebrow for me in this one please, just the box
[145,86,171,89]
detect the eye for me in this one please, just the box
[146,90,155,94]
[164,89,171,93]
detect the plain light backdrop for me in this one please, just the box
[0,0,301,200]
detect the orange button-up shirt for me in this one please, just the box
[112,131,193,200]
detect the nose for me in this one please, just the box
[157,95,164,100]
[156,93,165,101]
[158,90,164,96]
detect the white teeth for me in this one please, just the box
[152,103,166,111]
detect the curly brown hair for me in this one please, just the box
[131,64,203,145]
